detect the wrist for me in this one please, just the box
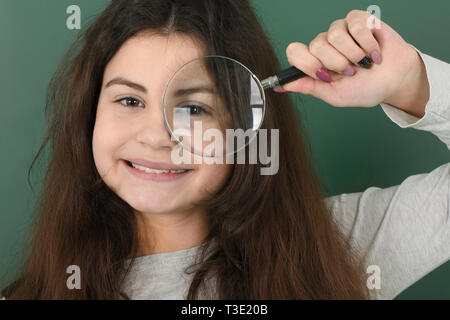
[382,49,430,119]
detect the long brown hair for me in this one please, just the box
[1,0,369,299]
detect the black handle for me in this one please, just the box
[277,66,307,86]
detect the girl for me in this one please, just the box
[1,0,449,300]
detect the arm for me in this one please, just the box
[325,46,450,299]
[380,45,450,149]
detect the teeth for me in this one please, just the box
[130,162,188,174]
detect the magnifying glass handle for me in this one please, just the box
[277,66,307,85]
[261,66,307,90]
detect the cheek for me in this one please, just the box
[92,123,109,176]
[195,163,231,195]
[92,106,127,175]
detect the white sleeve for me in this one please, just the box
[325,44,450,300]
[379,43,450,149]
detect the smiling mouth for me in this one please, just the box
[124,160,191,174]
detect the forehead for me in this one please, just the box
[102,32,207,90]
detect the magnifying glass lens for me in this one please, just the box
[163,56,265,157]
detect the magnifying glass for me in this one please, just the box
[162,55,306,158]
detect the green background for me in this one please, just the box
[0,0,449,299]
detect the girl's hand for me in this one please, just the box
[279,9,429,117]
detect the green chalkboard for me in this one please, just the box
[0,0,449,299]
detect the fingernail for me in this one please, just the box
[343,64,355,76]
[358,56,373,69]
[273,85,289,93]
[316,67,332,83]
[370,50,381,64]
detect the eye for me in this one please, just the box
[182,104,211,116]
[115,96,145,108]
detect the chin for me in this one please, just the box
[126,194,181,215]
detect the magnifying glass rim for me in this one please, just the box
[162,54,266,158]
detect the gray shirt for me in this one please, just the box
[119,44,450,300]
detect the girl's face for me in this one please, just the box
[92,33,231,215]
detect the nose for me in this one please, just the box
[135,100,177,150]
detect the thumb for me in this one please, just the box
[279,76,316,95]
[277,74,342,103]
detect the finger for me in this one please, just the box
[286,41,328,81]
[327,19,368,66]
[345,10,382,64]
[282,41,346,95]
[309,32,356,76]
[285,41,344,84]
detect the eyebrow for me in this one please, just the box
[173,85,214,97]
[104,77,147,93]
[104,77,214,97]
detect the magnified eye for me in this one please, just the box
[183,104,211,116]
[116,96,144,108]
